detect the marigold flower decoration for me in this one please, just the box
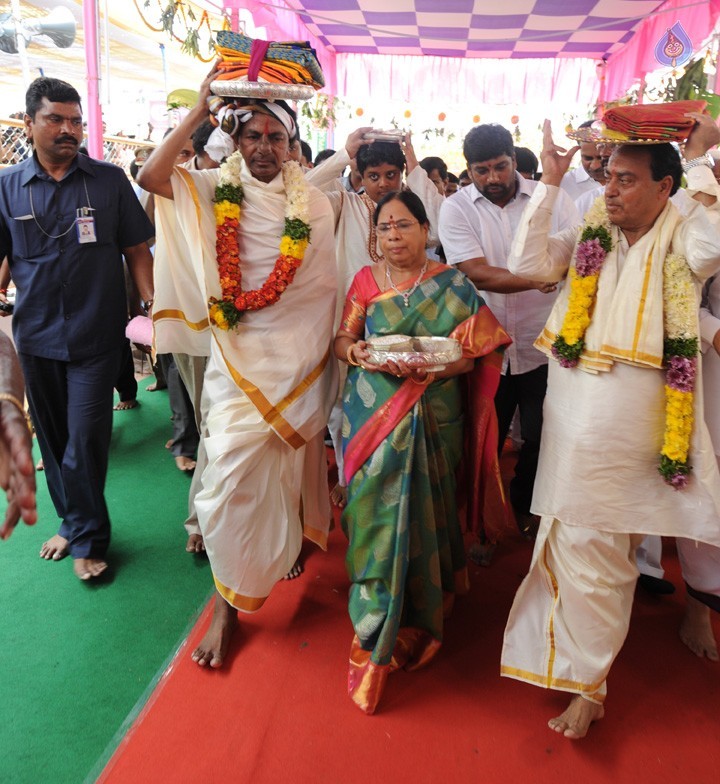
[659,252,698,489]
[551,197,613,367]
[208,154,311,330]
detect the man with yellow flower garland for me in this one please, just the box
[138,69,337,668]
[500,114,720,739]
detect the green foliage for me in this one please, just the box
[580,224,612,253]
[664,336,699,360]
[284,218,311,241]
[215,182,244,205]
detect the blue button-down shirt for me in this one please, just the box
[0,153,154,360]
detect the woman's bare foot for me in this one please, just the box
[175,455,196,472]
[186,533,205,553]
[283,558,303,580]
[113,399,138,411]
[330,482,347,508]
[73,557,108,581]
[548,695,604,739]
[192,594,238,668]
[680,594,719,661]
[39,534,69,560]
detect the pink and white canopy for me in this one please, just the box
[237,0,720,101]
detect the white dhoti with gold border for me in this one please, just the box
[502,517,644,702]
[166,161,338,612]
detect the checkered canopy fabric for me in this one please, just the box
[282,0,664,59]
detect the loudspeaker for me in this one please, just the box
[0,6,76,54]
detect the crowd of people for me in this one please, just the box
[1,70,720,739]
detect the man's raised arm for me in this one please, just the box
[138,67,218,200]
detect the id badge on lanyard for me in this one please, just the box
[76,207,96,244]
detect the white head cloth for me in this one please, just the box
[205,100,296,163]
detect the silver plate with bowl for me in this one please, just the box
[366,335,461,372]
[209,80,316,101]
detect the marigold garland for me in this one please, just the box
[208,154,311,331]
[553,201,698,490]
[659,252,698,489]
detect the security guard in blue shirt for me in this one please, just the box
[0,77,155,581]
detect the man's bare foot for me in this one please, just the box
[283,558,303,580]
[680,594,719,661]
[36,458,44,471]
[73,557,108,581]
[113,399,138,411]
[192,595,238,668]
[330,482,347,508]
[186,533,205,553]
[40,534,69,560]
[146,381,166,392]
[548,695,604,739]
[175,455,196,472]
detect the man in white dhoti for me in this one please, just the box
[138,71,337,667]
[501,115,720,738]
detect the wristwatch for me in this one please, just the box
[141,298,154,312]
[681,152,714,173]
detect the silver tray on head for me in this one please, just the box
[209,80,316,101]
[363,129,405,142]
[366,335,461,372]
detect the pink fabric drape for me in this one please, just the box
[604,0,720,101]
[335,53,600,106]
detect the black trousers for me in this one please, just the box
[114,340,137,402]
[19,347,123,559]
[494,363,548,516]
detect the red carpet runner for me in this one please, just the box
[98,527,719,783]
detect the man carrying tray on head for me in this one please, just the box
[500,107,720,739]
[138,60,337,668]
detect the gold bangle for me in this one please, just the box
[346,344,360,366]
[0,393,32,431]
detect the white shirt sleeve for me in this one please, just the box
[406,165,444,247]
[438,195,485,266]
[507,183,577,281]
[305,148,350,193]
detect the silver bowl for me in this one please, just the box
[366,335,461,372]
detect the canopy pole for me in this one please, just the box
[83,0,103,159]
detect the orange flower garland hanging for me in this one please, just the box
[208,154,311,330]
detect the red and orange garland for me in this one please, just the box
[209,153,311,330]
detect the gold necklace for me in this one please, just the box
[384,259,428,307]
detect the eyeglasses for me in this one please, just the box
[376,219,418,236]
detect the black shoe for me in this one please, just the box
[638,574,675,595]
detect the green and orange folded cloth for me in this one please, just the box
[213,30,324,89]
[596,100,707,142]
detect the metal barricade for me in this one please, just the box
[0,117,155,173]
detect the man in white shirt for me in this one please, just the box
[439,124,579,534]
[560,120,607,201]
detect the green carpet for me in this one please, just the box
[0,379,212,784]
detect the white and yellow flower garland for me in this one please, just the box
[209,154,311,330]
[659,252,698,488]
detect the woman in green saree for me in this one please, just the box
[334,191,511,714]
